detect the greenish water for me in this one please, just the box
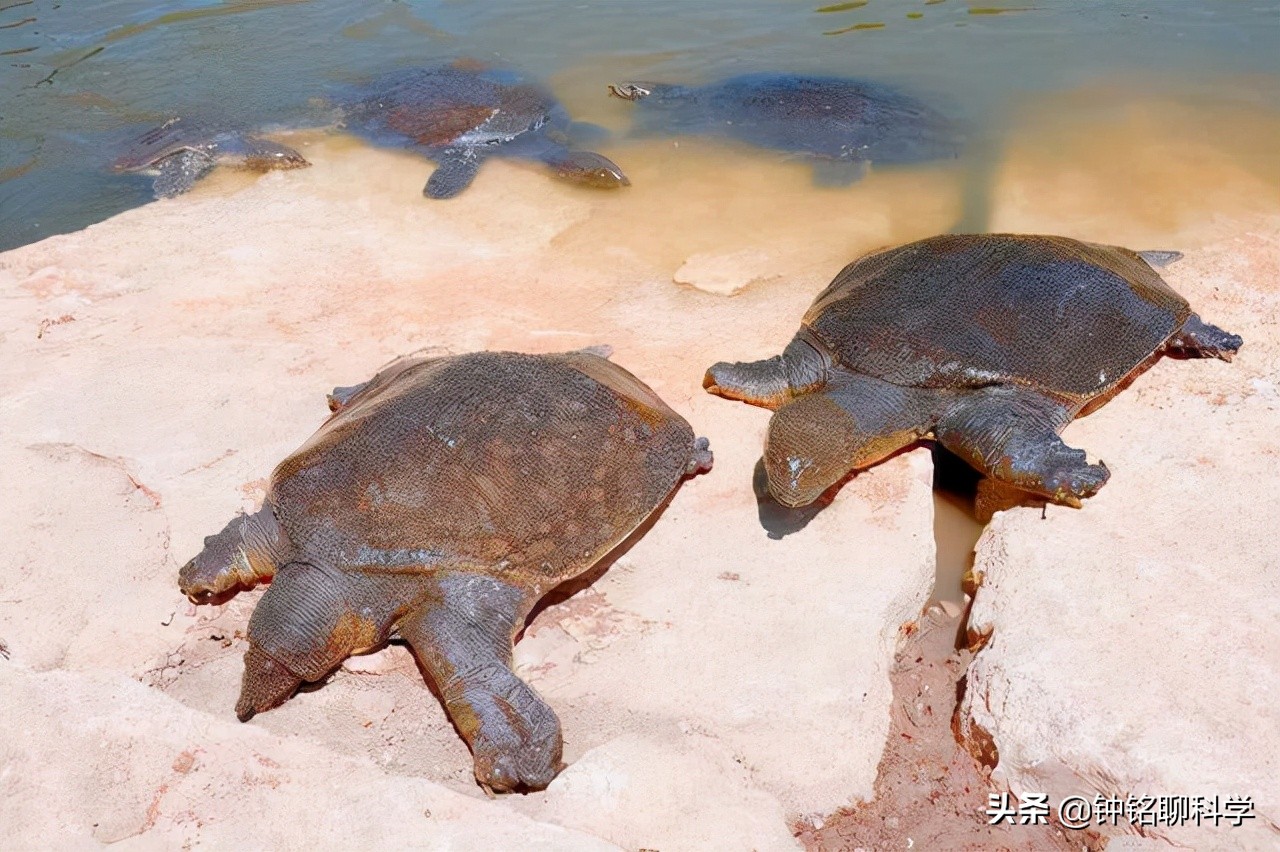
[2,0,1279,251]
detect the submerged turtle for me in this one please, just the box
[113,117,309,198]
[180,349,711,792]
[608,73,960,186]
[340,64,629,198]
[704,234,1241,509]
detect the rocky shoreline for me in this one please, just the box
[2,111,1277,848]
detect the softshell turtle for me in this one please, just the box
[704,234,1241,509]
[341,63,629,198]
[179,349,711,792]
[113,117,309,198]
[608,73,960,186]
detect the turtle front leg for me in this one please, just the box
[764,375,938,507]
[424,149,483,199]
[1165,313,1243,362]
[152,149,216,198]
[704,336,830,410]
[935,387,1108,509]
[399,575,561,793]
[236,562,363,721]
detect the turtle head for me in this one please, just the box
[608,82,652,102]
[550,150,630,189]
[236,645,303,722]
[764,379,922,508]
[179,508,283,604]
[607,82,679,104]
[764,397,855,508]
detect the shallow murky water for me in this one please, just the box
[3,1,1280,600]
[3,0,1279,251]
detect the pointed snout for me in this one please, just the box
[178,556,220,604]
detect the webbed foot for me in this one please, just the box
[937,387,1107,508]
[425,150,482,199]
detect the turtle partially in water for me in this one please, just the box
[609,73,961,186]
[180,348,711,792]
[113,117,309,198]
[341,64,629,198]
[704,234,1241,510]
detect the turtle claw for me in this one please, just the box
[1044,456,1110,507]
[468,691,563,792]
[473,740,559,793]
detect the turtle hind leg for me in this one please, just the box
[936,387,1108,509]
[152,149,216,198]
[764,375,939,508]
[1166,313,1243,362]
[704,337,830,410]
[424,149,483,199]
[400,575,561,793]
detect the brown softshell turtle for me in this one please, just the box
[113,117,309,198]
[179,349,712,792]
[339,63,629,198]
[704,234,1241,509]
[608,73,960,187]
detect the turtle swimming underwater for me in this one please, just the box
[180,349,711,792]
[704,234,1241,509]
[113,117,309,198]
[341,64,629,198]
[608,73,961,186]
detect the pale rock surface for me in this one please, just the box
[0,665,616,850]
[517,734,799,851]
[0,137,943,847]
[961,104,1280,850]
[673,248,781,296]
